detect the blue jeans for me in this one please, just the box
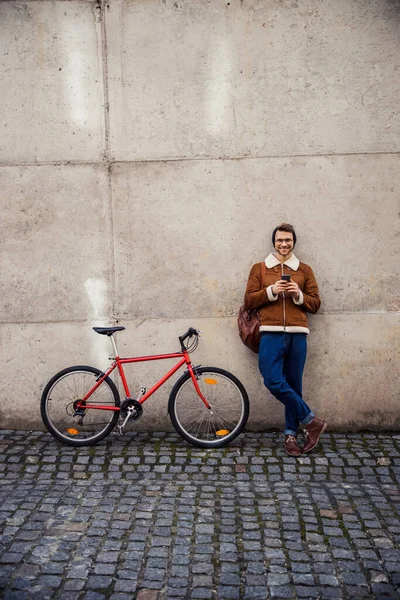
[258,332,314,436]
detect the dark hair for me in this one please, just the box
[272,223,297,246]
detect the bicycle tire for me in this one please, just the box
[41,365,120,447]
[168,367,249,448]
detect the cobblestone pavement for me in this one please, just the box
[1,430,400,600]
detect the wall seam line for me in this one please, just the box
[0,151,399,169]
[99,0,117,325]
[1,312,398,326]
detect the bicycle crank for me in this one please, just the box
[118,398,143,434]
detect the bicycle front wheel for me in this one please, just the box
[41,365,120,446]
[168,367,249,448]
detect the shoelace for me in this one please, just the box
[285,435,297,444]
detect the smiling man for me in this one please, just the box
[244,223,327,456]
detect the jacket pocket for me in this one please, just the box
[285,301,308,327]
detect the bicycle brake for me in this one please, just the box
[190,365,202,380]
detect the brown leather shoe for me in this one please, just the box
[302,417,327,453]
[285,435,302,456]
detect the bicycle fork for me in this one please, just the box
[187,364,213,412]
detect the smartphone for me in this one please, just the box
[281,274,291,282]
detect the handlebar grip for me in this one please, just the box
[179,327,198,345]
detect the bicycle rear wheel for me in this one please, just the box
[168,367,249,448]
[41,365,120,446]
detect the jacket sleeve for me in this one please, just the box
[301,266,321,314]
[244,263,270,310]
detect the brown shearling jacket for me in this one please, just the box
[244,253,321,334]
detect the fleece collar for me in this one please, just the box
[265,253,300,271]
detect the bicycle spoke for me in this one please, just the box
[42,367,119,445]
[171,368,248,446]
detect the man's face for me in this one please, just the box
[274,230,294,258]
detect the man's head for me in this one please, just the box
[272,223,296,260]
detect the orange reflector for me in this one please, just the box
[204,378,217,385]
[66,428,79,436]
[216,429,230,436]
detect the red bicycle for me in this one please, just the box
[41,326,249,448]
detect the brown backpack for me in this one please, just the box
[238,262,265,353]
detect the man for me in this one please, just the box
[244,223,327,456]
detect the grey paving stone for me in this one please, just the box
[190,589,212,599]
[113,580,137,592]
[37,576,62,588]
[4,592,30,600]
[269,585,294,598]
[319,574,340,586]
[93,564,116,575]
[268,573,290,586]
[64,580,86,591]
[83,592,106,600]
[219,573,241,586]
[319,589,343,599]
[292,573,315,585]
[217,586,240,599]
[296,586,320,597]
[1,431,400,600]
[86,575,113,589]
[246,585,271,599]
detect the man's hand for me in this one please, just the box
[272,280,289,295]
[272,280,300,301]
[284,280,301,301]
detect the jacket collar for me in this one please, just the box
[265,252,300,271]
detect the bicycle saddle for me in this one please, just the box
[92,327,126,336]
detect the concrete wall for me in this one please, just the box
[1,0,399,432]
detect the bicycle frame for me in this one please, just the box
[76,348,211,412]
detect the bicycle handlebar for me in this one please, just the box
[179,327,199,349]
